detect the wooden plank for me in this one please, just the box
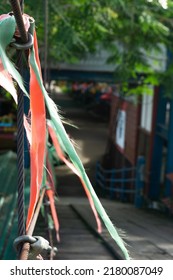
[100,200,173,259]
[72,199,173,260]
[34,202,115,260]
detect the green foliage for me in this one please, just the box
[1,0,173,95]
[0,1,11,13]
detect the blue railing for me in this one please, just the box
[96,156,145,208]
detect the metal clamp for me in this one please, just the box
[13,235,53,260]
[10,33,33,50]
[28,236,52,260]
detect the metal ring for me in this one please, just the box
[13,235,36,251]
[10,33,33,50]
[31,236,52,252]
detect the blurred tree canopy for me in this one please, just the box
[1,0,173,94]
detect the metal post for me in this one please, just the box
[165,98,173,197]
[95,161,99,187]
[110,171,115,199]
[149,87,167,200]
[135,156,145,208]
[120,168,126,201]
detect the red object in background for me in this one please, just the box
[100,92,112,101]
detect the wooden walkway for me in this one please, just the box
[34,197,173,260]
[97,199,173,260]
[54,203,115,260]
[35,198,118,260]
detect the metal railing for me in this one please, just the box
[96,156,145,208]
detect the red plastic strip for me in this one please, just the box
[46,188,60,242]
[26,32,46,231]
[47,123,102,233]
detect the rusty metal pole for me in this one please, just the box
[19,188,46,260]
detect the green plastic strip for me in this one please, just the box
[0,16,28,97]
